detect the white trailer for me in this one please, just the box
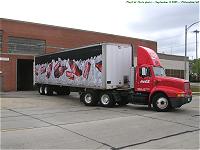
[34,43,133,106]
[35,43,133,89]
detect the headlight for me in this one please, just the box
[177,93,185,97]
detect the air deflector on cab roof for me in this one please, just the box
[137,46,161,66]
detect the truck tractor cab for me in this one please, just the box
[135,46,192,112]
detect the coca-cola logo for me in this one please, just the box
[140,80,150,83]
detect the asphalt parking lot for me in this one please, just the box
[1,91,200,149]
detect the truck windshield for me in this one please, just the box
[153,67,166,76]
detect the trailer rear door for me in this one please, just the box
[105,44,132,89]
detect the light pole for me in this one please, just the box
[192,30,199,59]
[184,21,200,79]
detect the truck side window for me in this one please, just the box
[139,67,151,77]
[146,68,151,77]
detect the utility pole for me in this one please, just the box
[193,30,199,59]
[184,21,200,79]
[185,25,187,79]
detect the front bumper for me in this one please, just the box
[169,96,192,108]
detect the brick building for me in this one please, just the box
[0,18,188,91]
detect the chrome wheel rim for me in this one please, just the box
[101,94,110,105]
[84,93,92,104]
[44,87,48,94]
[40,86,43,93]
[156,97,168,110]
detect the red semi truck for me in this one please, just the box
[34,43,192,111]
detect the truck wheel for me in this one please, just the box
[39,85,45,95]
[44,86,53,96]
[100,93,115,107]
[117,95,129,106]
[81,92,98,106]
[152,93,170,112]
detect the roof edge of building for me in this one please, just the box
[0,18,156,43]
[158,53,189,61]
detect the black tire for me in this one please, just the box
[56,90,63,95]
[44,86,53,96]
[99,93,115,107]
[38,85,45,95]
[117,101,128,106]
[117,96,129,106]
[80,92,98,106]
[152,93,170,112]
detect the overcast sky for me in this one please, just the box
[0,0,199,59]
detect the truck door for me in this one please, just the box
[135,66,153,92]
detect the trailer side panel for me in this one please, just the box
[34,45,104,89]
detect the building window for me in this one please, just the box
[8,37,45,54]
[165,69,184,79]
[0,31,2,52]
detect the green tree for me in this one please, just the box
[192,59,200,75]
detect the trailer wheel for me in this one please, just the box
[44,86,53,96]
[99,93,115,107]
[152,93,170,112]
[38,85,45,95]
[56,91,63,95]
[81,92,98,106]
